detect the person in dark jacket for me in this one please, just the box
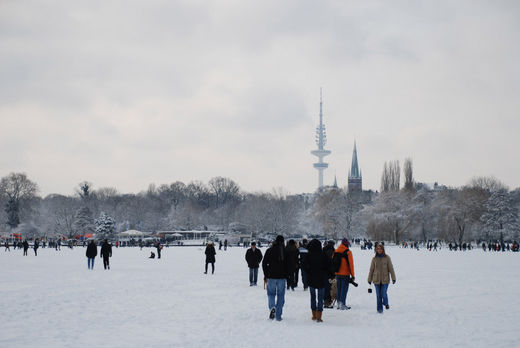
[86,240,98,269]
[303,239,331,322]
[204,242,216,274]
[245,242,263,286]
[100,239,112,270]
[23,240,29,256]
[262,235,288,321]
[156,241,162,259]
[285,239,300,291]
[33,239,39,256]
[322,240,336,308]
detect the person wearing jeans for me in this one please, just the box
[266,278,286,321]
[245,242,263,286]
[86,239,97,270]
[367,243,396,313]
[262,235,288,321]
[334,239,355,310]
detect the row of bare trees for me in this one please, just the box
[1,169,519,243]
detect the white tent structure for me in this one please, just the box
[118,230,146,237]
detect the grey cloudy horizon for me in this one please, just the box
[1,0,519,197]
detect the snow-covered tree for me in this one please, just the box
[480,189,520,242]
[95,211,116,238]
[74,206,95,238]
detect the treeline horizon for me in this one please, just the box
[1,165,519,244]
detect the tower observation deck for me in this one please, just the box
[311,88,331,189]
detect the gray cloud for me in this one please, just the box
[1,0,519,195]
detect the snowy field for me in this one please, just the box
[1,245,519,348]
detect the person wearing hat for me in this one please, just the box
[262,235,288,321]
[245,242,263,286]
[334,238,355,310]
[367,243,396,313]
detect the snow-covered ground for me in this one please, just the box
[1,245,518,347]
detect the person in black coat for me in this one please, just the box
[245,242,263,286]
[86,240,98,269]
[303,239,331,322]
[156,241,162,259]
[33,239,39,256]
[204,242,216,274]
[262,235,288,321]
[100,239,112,270]
[322,240,336,307]
[285,240,299,290]
[23,240,29,256]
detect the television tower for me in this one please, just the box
[311,88,331,189]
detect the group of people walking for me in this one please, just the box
[85,239,113,270]
[259,236,396,322]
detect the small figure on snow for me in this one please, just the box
[86,240,98,270]
[204,242,216,274]
[245,242,263,286]
[100,239,112,270]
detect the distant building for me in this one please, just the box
[348,141,362,193]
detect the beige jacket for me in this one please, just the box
[367,255,396,285]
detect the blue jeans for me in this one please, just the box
[301,268,308,289]
[267,278,286,320]
[249,267,258,285]
[336,275,350,306]
[374,283,389,312]
[88,258,95,269]
[309,287,325,311]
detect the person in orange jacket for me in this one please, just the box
[334,239,355,310]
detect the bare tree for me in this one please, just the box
[403,158,414,192]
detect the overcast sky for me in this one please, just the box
[1,0,519,196]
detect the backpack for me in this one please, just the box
[332,250,351,273]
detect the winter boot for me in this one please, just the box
[312,310,317,321]
[316,311,323,323]
[269,307,276,320]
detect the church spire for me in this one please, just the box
[348,140,362,192]
[350,140,361,178]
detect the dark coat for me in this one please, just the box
[100,242,112,258]
[303,239,331,289]
[86,242,98,258]
[205,245,216,263]
[285,243,300,272]
[245,248,263,268]
[322,242,336,278]
[262,241,288,279]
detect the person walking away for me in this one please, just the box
[204,242,216,274]
[4,241,9,251]
[224,239,228,251]
[285,239,299,291]
[333,238,355,310]
[100,239,112,270]
[245,242,263,286]
[322,240,336,308]
[299,239,309,290]
[23,240,29,256]
[367,243,396,313]
[33,239,39,256]
[262,235,288,321]
[303,239,331,323]
[86,240,98,270]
